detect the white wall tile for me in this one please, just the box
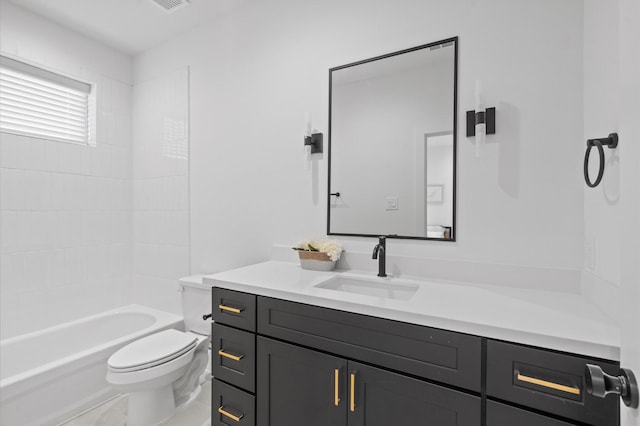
[22,251,52,292]
[1,168,25,210]
[0,132,20,169]
[164,211,189,246]
[0,133,30,170]
[50,249,70,288]
[43,139,60,172]
[86,245,108,278]
[0,252,25,295]
[1,211,21,253]
[22,171,53,210]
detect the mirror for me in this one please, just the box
[328,37,457,241]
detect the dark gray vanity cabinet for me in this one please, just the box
[211,287,620,426]
[256,336,480,426]
[256,296,482,392]
[255,294,481,425]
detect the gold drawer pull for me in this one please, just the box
[350,373,356,412]
[218,349,244,362]
[218,406,243,422]
[516,372,581,395]
[334,369,340,406]
[218,304,243,314]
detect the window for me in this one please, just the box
[0,55,94,145]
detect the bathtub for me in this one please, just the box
[0,304,183,426]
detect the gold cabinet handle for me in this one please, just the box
[218,304,243,314]
[218,349,244,361]
[334,369,340,406]
[350,373,356,412]
[218,406,243,422]
[516,372,581,395]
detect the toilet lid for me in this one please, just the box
[108,329,198,372]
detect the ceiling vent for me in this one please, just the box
[149,0,191,14]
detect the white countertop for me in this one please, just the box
[203,261,621,361]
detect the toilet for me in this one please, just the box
[106,275,211,426]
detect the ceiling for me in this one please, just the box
[8,0,250,56]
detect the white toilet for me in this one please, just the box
[106,276,211,426]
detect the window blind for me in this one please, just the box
[0,55,92,145]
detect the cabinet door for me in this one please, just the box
[348,362,480,426]
[256,336,347,426]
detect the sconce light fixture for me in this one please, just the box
[304,133,323,154]
[466,81,496,157]
[304,113,323,169]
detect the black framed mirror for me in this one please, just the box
[328,37,458,241]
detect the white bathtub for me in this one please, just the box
[0,304,183,426]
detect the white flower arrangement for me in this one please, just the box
[293,238,343,262]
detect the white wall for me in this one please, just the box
[583,0,640,423]
[582,0,622,297]
[0,0,133,338]
[135,0,584,275]
[618,0,640,423]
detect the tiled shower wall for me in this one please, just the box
[0,77,133,339]
[131,68,190,315]
[0,4,191,339]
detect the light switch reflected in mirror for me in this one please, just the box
[328,37,457,240]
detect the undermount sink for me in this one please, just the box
[314,276,419,301]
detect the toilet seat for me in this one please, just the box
[108,329,198,373]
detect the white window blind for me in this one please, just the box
[0,55,92,145]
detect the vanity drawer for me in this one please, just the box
[257,296,481,392]
[487,340,619,426]
[212,379,255,426]
[212,323,256,393]
[486,400,578,426]
[213,288,256,332]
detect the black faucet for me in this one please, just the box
[372,236,387,277]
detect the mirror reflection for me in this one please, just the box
[328,38,457,240]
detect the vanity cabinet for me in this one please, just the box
[211,287,619,426]
[257,296,482,392]
[256,336,480,426]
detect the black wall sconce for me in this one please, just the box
[466,81,495,157]
[466,107,496,137]
[303,112,323,169]
[584,133,618,188]
[304,133,323,155]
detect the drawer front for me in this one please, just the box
[258,296,481,392]
[487,400,578,426]
[212,323,256,392]
[212,379,255,426]
[487,340,619,426]
[213,288,256,332]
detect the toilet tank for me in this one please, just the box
[179,275,212,336]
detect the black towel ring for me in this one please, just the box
[584,133,618,188]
